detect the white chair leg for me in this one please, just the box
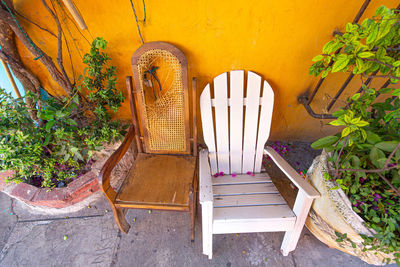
[201,202,213,259]
[280,190,313,256]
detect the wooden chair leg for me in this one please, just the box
[189,191,195,242]
[111,205,131,234]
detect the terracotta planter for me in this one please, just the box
[305,151,395,265]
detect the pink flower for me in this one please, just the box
[219,172,224,176]
[246,171,252,175]
[232,173,237,177]
[213,173,219,178]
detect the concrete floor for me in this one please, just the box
[0,142,395,267]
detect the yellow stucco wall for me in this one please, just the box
[13,0,399,141]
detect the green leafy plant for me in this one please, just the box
[0,37,125,188]
[310,6,400,265]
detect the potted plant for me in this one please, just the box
[0,37,126,202]
[307,6,400,265]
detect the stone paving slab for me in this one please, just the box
[0,193,17,253]
[0,209,119,267]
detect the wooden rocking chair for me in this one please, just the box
[99,42,198,241]
[199,70,320,258]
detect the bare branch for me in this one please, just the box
[384,142,400,167]
[338,164,398,173]
[0,3,73,94]
[377,173,400,197]
[41,0,72,92]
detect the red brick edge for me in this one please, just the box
[0,171,100,209]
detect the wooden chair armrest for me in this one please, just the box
[199,149,213,203]
[264,146,320,199]
[99,125,136,199]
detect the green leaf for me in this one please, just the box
[66,119,78,126]
[346,23,352,32]
[393,61,400,67]
[366,131,381,144]
[312,55,324,62]
[63,153,70,162]
[355,120,369,127]
[375,141,399,152]
[370,147,385,167]
[45,120,55,132]
[391,88,400,97]
[75,151,84,161]
[43,135,51,146]
[311,136,339,149]
[372,217,380,223]
[332,54,350,72]
[323,41,335,54]
[341,127,351,137]
[358,52,374,58]
[329,119,346,126]
[351,93,361,101]
[366,23,378,44]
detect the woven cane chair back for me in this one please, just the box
[131,42,190,154]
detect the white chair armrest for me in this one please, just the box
[264,147,320,199]
[199,149,214,203]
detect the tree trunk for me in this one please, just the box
[0,1,73,95]
[0,0,40,121]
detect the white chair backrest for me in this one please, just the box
[200,70,274,175]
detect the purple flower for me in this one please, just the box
[213,173,219,178]
[219,172,224,176]
[360,178,366,183]
[372,206,379,211]
[354,201,364,207]
[232,173,237,177]
[373,193,382,201]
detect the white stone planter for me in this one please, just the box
[305,151,395,265]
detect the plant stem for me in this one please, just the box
[338,164,398,173]
[377,173,400,197]
[384,142,400,167]
[335,136,349,179]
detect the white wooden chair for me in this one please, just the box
[199,70,320,259]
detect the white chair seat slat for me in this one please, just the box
[213,205,296,235]
[213,183,279,196]
[214,205,295,222]
[229,70,244,174]
[211,173,271,185]
[214,193,287,207]
[213,73,230,174]
[242,71,262,173]
[200,84,218,174]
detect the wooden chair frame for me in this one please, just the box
[99,42,198,241]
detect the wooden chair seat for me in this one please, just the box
[116,153,197,211]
